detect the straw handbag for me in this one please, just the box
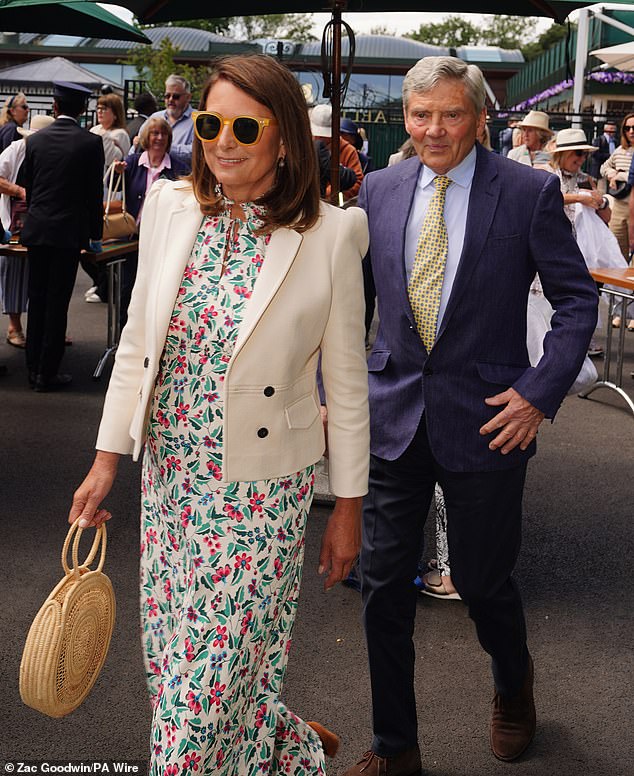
[20,519,116,718]
[103,161,137,242]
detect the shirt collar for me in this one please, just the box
[419,144,477,191]
[56,115,78,123]
[139,150,171,171]
[162,104,193,124]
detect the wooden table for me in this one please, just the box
[582,267,634,415]
[0,240,138,379]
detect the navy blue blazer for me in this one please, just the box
[359,143,598,472]
[122,150,189,221]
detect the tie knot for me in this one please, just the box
[434,175,452,194]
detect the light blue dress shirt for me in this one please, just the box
[404,145,477,336]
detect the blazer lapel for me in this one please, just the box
[437,146,501,340]
[390,159,421,329]
[232,226,303,360]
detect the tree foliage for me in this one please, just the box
[123,38,208,101]
[406,14,539,51]
[406,15,481,48]
[158,13,316,42]
[521,22,571,61]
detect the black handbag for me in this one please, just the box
[608,181,631,199]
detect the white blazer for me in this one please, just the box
[96,179,370,498]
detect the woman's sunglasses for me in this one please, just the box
[192,111,278,147]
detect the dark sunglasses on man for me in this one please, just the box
[192,111,278,147]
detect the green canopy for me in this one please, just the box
[0,0,150,42]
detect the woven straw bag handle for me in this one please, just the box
[61,519,107,576]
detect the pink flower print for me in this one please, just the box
[156,409,170,429]
[201,306,218,324]
[280,478,292,490]
[146,528,158,544]
[165,766,179,776]
[183,263,197,280]
[175,402,190,423]
[252,254,263,269]
[167,531,179,551]
[194,327,206,346]
[149,659,161,676]
[182,477,193,494]
[175,355,187,374]
[212,563,231,584]
[223,503,243,522]
[186,605,198,622]
[248,577,257,595]
[146,597,158,617]
[255,702,268,728]
[207,460,222,480]
[276,527,287,542]
[163,578,172,601]
[202,435,216,448]
[240,610,253,635]
[224,315,234,328]
[183,752,201,771]
[234,553,252,571]
[249,492,265,513]
[298,483,310,501]
[215,750,225,768]
[234,284,251,300]
[180,506,192,529]
[213,625,228,648]
[260,671,270,690]
[285,639,292,654]
[165,724,177,747]
[186,690,202,715]
[203,392,219,404]
[210,680,226,706]
[274,557,284,579]
[184,637,195,662]
[166,455,182,472]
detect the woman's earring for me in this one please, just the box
[278,157,286,169]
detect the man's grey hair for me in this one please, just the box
[402,56,486,115]
[165,74,191,93]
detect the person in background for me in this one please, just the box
[508,110,553,167]
[68,54,369,774]
[0,93,29,152]
[139,74,193,169]
[114,116,188,327]
[314,138,357,200]
[126,92,158,141]
[90,92,130,171]
[590,120,617,191]
[310,104,363,201]
[387,137,417,167]
[600,113,634,277]
[498,118,517,156]
[21,81,104,392]
[341,117,372,174]
[0,114,55,349]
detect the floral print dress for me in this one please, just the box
[140,201,325,776]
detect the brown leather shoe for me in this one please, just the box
[307,720,339,757]
[490,654,536,761]
[341,746,422,775]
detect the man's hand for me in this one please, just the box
[479,387,545,455]
[318,496,362,591]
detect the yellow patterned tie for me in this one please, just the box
[408,175,452,351]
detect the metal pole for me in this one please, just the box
[572,8,590,127]
[329,1,344,206]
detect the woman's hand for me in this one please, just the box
[68,451,120,529]
[318,496,362,591]
[579,190,605,210]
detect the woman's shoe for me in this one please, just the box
[307,721,340,758]
[420,569,462,600]
[612,316,622,328]
[6,329,25,348]
[627,320,634,332]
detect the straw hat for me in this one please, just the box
[517,110,554,136]
[552,128,596,153]
[18,114,55,137]
[310,104,332,138]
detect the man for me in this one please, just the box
[344,57,598,775]
[590,120,617,189]
[126,91,158,140]
[22,81,104,392]
[498,117,517,156]
[310,103,363,200]
[139,74,193,168]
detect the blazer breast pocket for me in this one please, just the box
[367,349,390,373]
[285,393,320,430]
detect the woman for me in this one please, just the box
[90,93,131,171]
[507,110,553,167]
[69,55,369,775]
[114,117,188,326]
[86,93,131,303]
[600,113,634,263]
[0,114,54,347]
[0,93,29,152]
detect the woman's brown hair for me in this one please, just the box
[97,93,126,130]
[190,55,320,233]
[620,112,634,148]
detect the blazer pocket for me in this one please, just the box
[476,361,528,386]
[285,393,320,430]
[367,349,390,373]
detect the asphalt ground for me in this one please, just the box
[0,276,633,776]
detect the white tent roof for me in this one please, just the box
[591,42,634,72]
[0,56,119,88]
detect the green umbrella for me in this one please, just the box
[0,0,150,43]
